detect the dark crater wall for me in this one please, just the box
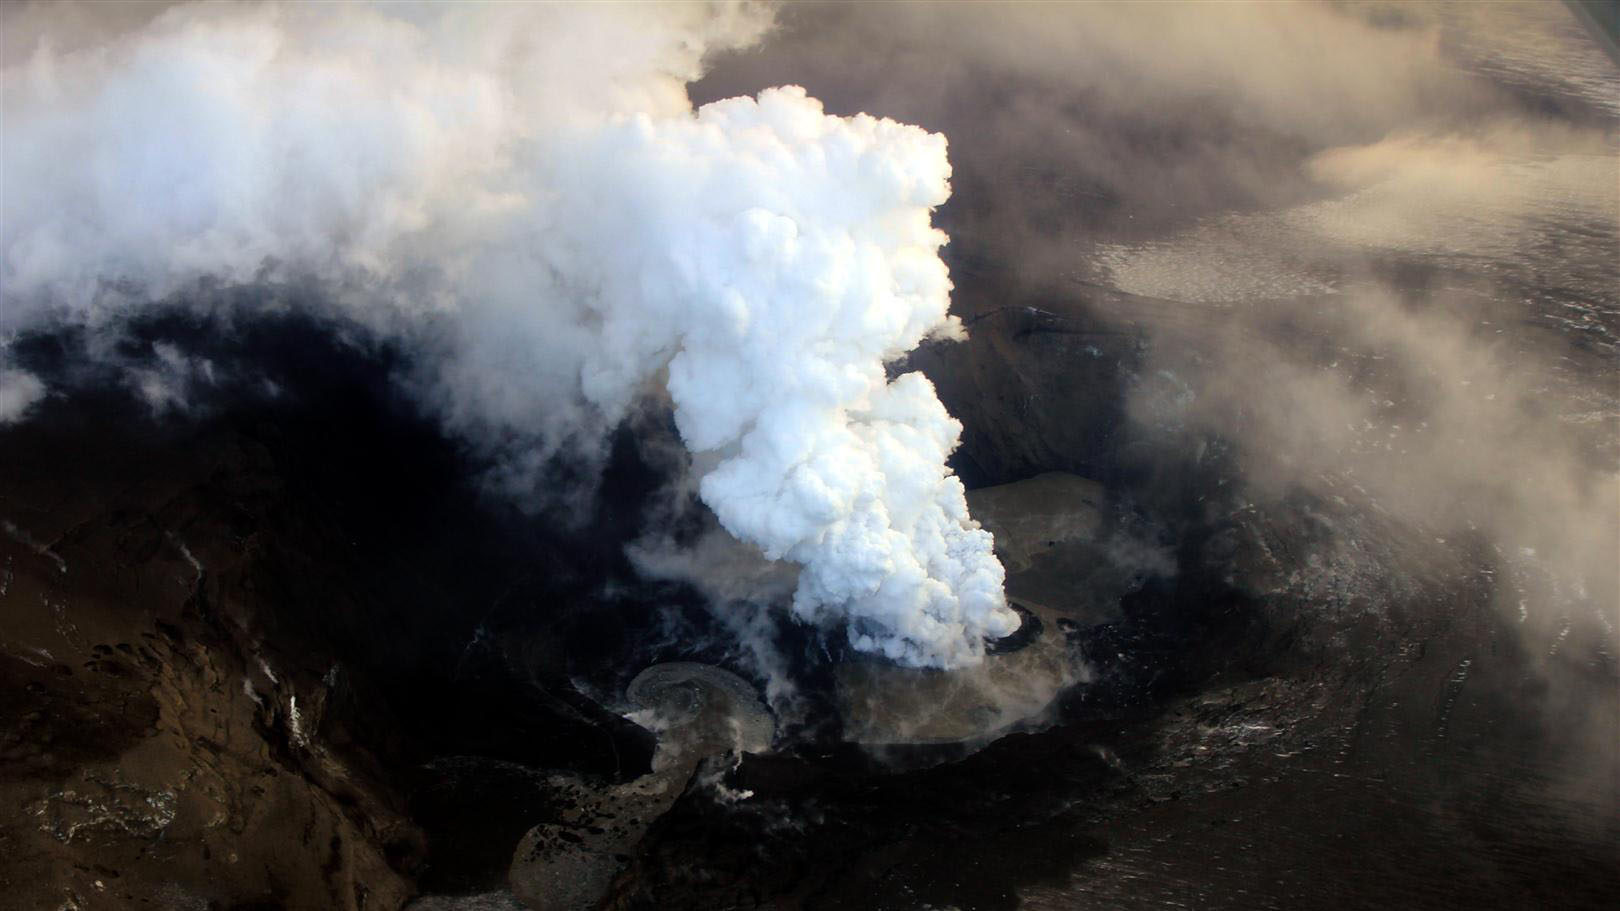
[4,292,1614,911]
[0,310,674,906]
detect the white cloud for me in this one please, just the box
[0,1,1011,667]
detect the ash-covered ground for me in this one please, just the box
[2,3,1618,910]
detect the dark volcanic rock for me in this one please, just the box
[0,416,420,910]
[0,313,660,910]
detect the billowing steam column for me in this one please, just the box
[0,0,1010,668]
[561,88,1017,668]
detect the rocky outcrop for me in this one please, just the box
[0,420,419,910]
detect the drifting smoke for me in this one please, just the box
[0,367,46,424]
[0,1,1014,667]
[696,0,1619,634]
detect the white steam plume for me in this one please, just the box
[0,1,1014,667]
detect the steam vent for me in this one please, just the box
[1,3,1616,911]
